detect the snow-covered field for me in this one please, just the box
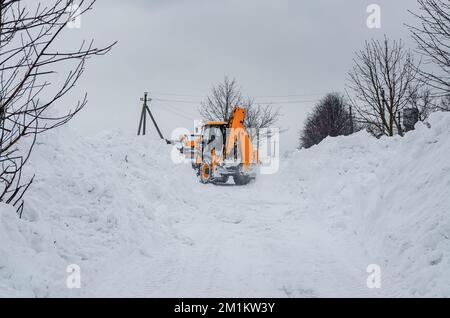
[0,113,449,298]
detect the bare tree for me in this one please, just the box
[199,77,242,123]
[409,0,450,96]
[199,76,279,130]
[299,93,354,149]
[242,97,280,130]
[347,37,420,137]
[0,0,115,215]
[406,86,435,121]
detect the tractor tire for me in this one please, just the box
[233,174,251,186]
[199,161,212,184]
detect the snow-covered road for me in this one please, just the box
[1,112,449,297]
[84,182,380,298]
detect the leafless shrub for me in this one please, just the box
[300,93,355,149]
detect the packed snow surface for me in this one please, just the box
[1,112,449,297]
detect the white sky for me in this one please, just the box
[46,0,422,152]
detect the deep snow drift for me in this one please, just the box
[0,112,449,297]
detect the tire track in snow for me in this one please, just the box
[139,181,385,297]
[80,169,387,297]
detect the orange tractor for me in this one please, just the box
[191,106,259,185]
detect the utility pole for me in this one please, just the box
[137,92,165,140]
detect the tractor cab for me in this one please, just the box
[201,121,227,161]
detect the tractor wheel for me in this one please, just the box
[233,174,251,186]
[199,161,212,184]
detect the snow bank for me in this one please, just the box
[258,112,450,297]
[0,129,197,297]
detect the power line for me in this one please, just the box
[253,93,325,98]
[154,104,193,121]
[151,92,206,98]
[152,92,326,98]
[151,92,326,102]
[149,93,319,126]
[255,99,319,104]
[153,100,195,120]
[153,97,319,105]
[159,99,197,118]
[153,97,201,104]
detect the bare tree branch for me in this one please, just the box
[0,0,116,215]
[408,0,450,96]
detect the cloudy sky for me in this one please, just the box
[56,0,421,152]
